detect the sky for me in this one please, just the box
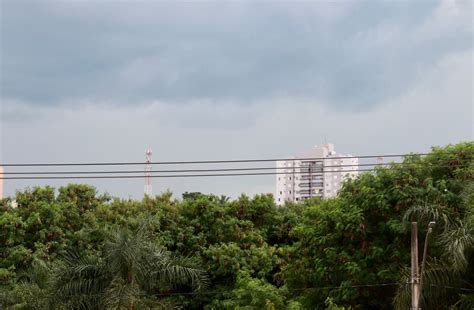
[0,0,473,199]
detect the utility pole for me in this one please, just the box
[411,222,420,310]
[410,220,435,309]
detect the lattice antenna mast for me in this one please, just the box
[144,148,153,196]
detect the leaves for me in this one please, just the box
[1,142,473,309]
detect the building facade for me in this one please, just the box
[275,144,358,205]
[0,166,3,200]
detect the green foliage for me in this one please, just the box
[2,224,207,309]
[325,297,351,310]
[1,142,473,309]
[205,271,298,310]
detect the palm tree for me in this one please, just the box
[49,223,208,309]
[218,195,230,205]
[394,182,474,309]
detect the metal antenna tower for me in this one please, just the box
[144,148,153,196]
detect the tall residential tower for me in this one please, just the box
[275,144,358,205]
[0,166,3,200]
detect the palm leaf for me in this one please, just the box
[145,248,209,291]
[103,276,140,310]
[438,219,474,271]
[394,261,463,310]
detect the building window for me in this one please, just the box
[280,191,282,195]
[278,198,280,202]
[296,198,299,201]
[278,177,280,181]
[289,191,291,194]
[289,177,291,180]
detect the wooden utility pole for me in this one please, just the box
[411,222,420,310]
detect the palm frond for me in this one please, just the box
[454,293,474,310]
[51,251,109,309]
[16,258,52,289]
[394,261,463,310]
[146,250,209,291]
[460,181,474,209]
[104,229,149,287]
[393,267,411,310]
[103,276,140,310]
[403,199,450,228]
[438,219,474,271]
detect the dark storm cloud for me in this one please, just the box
[0,0,472,109]
[1,0,472,199]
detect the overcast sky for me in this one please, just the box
[1,0,472,199]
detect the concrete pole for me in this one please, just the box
[411,222,420,310]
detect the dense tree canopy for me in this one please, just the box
[1,142,473,309]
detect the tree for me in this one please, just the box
[1,142,472,309]
[205,271,295,310]
[284,142,474,309]
[56,223,208,309]
[3,224,208,309]
[394,182,474,309]
[0,259,52,309]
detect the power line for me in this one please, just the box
[0,168,374,180]
[58,282,404,298]
[429,284,474,292]
[149,282,403,296]
[2,151,472,167]
[0,164,467,180]
[3,159,470,175]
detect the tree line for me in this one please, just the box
[1,142,473,309]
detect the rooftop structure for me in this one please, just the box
[0,166,3,200]
[275,144,358,205]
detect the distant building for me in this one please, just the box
[275,144,358,205]
[0,166,3,200]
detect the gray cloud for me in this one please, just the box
[1,0,471,109]
[1,0,472,199]
[1,48,472,198]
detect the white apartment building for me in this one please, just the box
[275,144,358,205]
[0,166,3,200]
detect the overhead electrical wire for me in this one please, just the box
[1,152,470,180]
[146,282,404,297]
[1,164,470,180]
[0,168,379,180]
[2,151,472,167]
[71,283,471,297]
[2,159,470,176]
[428,284,474,292]
[53,282,406,298]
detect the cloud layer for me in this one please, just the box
[2,49,472,198]
[1,0,471,109]
[1,0,472,198]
